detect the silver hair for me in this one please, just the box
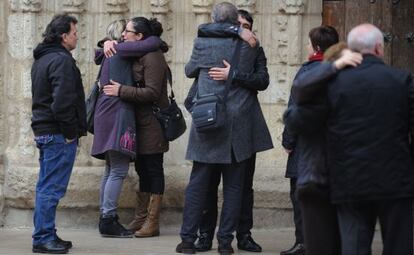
[211,2,238,24]
[106,19,126,42]
[347,24,384,53]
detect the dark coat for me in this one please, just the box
[31,43,87,139]
[91,54,136,159]
[282,60,328,185]
[185,36,273,164]
[292,55,414,203]
[185,22,270,112]
[119,50,169,155]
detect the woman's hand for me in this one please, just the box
[103,80,121,96]
[103,40,118,58]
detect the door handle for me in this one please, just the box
[383,32,395,43]
[406,32,414,43]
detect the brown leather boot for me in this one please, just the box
[134,194,162,237]
[127,192,150,231]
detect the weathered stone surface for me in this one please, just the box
[0,0,322,227]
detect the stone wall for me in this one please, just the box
[0,0,322,228]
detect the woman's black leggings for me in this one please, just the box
[135,153,164,194]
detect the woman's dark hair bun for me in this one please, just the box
[149,18,163,37]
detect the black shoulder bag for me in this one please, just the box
[153,67,187,141]
[191,40,242,133]
[85,63,103,134]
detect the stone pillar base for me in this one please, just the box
[4,207,294,230]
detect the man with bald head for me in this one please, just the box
[304,23,414,255]
[289,23,414,255]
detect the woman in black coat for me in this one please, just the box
[282,26,341,255]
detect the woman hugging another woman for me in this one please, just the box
[100,17,170,238]
[92,17,169,238]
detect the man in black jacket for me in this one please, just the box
[192,10,269,253]
[31,14,86,254]
[291,23,414,255]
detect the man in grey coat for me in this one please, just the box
[176,2,273,254]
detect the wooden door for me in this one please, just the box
[323,0,414,74]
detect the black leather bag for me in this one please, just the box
[191,40,242,133]
[154,68,187,141]
[85,63,103,134]
[191,93,226,132]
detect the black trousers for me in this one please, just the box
[180,158,247,244]
[135,153,164,194]
[337,198,413,255]
[290,178,304,244]
[198,155,256,239]
[296,183,341,255]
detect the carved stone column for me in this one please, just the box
[192,0,213,26]
[0,0,7,226]
[106,0,129,21]
[150,0,172,63]
[236,0,256,14]
[4,0,42,209]
[59,0,95,166]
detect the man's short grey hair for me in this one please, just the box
[347,23,384,53]
[211,2,238,24]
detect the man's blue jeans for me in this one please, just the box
[32,134,77,245]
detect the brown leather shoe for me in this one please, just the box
[127,192,150,231]
[135,194,162,237]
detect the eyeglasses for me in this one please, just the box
[124,29,137,34]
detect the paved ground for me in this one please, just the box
[0,227,383,255]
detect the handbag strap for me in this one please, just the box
[222,39,242,101]
[152,66,174,112]
[95,60,104,85]
[166,66,175,99]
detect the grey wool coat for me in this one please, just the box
[185,37,273,164]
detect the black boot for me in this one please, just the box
[280,242,305,255]
[99,215,134,238]
[237,233,262,252]
[194,232,213,252]
[176,241,196,254]
[218,242,234,255]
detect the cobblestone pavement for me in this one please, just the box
[0,227,382,255]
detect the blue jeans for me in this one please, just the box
[32,134,77,245]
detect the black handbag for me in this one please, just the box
[85,63,103,134]
[191,40,242,133]
[154,67,187,141]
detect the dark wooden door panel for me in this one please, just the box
[344,0,392,63]
[391,0,414,74]
[323,1,346,41]
[323,0,414,73]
